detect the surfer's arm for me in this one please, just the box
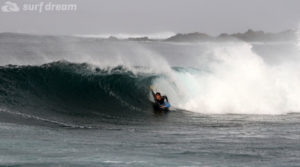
[163,96,169,102]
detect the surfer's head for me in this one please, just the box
[155,92,161,100]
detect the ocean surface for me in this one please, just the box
[1,33,300,166]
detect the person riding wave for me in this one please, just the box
[150,86,169,109]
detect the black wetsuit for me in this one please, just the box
[151,90,169,105]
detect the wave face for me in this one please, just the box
[0,62,162,126]
[1,32,300,124]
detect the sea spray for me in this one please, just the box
[153,42,300,114]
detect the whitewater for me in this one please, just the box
[0,32,300,166]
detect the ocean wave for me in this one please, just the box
[1,33,300,118]
[0,61,162,126]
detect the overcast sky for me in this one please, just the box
[0,0,299,36]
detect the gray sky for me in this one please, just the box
[0,0,300,36]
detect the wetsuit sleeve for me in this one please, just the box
[163,96,169,102]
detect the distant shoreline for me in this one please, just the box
[0,29,297,43]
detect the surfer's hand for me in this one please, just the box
[161,105,164,108]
